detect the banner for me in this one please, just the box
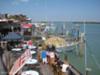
[9,49,32,75]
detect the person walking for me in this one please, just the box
[0,46,4,60]
[41,50,47,64]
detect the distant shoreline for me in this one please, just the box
[72,21,100,24]
[33,21,100,24]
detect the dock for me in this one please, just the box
[40,64,54,75]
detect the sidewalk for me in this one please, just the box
[0,57,7,75]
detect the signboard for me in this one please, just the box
[9,49,32,75]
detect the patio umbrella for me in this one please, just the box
[2,32,23,41]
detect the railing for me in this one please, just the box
[69,64,82,75]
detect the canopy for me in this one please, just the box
[21,24,32,28]
[2,32,23,41]
[44,37,66,48]
[27,40,33,45]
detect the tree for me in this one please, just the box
[8,14,28,22]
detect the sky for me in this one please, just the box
[0,0,100,21]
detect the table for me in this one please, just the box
[23,44,28,49]
[12,48,22,51]
[21,70,39,75]
[25,59,38,65]
[30,50,36,54]
[28,45,36,49]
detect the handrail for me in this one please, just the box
[69,64,82,75]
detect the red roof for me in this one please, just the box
[21,24,32,28]
[27,40,33,45]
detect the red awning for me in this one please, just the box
[21,24,32,28]
[27,40,33,45]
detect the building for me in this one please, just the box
[0,18,21,40]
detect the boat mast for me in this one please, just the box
[63,22,66,36]
[84,21,88,75]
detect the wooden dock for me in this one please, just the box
[40,63,54,75]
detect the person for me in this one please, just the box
[61,63,69,72]
[22,41,28,49]
[0,46,4,60]
[7,43,12,51]
[48,50,55,65]
[3,49,15,74]
[41,50,47,64]
[53,54,64,75]
[52,45,56,52]
[47,45,52,51]
[46,45,56,65]
[61,56,70,75]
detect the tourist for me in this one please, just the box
[7,43,12,51]
[48,50,55,65]
[41,50,47,64]
[52,45,56,52]
[61,56,70,75]
[0,45,4,60]
[22,41,28,49]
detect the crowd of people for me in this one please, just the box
[0,40,82,75]
[37,45,78,75]
[0,41,15,75]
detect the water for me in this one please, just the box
[86,24,100,75]
[46,22,100,75]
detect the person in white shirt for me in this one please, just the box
[61,64,69,72]
[61,56,70,75]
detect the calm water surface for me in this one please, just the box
[47,22,100,75]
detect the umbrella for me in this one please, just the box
[2,32,23,41]
[44,36,67,48]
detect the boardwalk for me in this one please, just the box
[40,63,54,75]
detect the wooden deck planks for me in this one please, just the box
[40,63,54,75]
